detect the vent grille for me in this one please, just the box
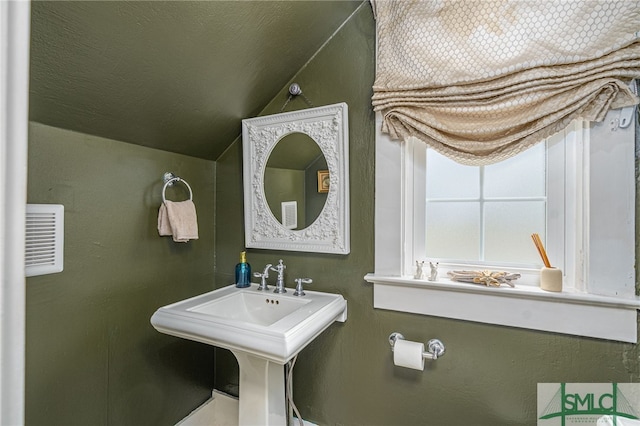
[25,204,64,277]
[281,201,298,230]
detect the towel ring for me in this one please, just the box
[162,177,193,202]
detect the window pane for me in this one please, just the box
[426,150,479,199]
[426,202,480,260]
[484,201,546,264]
[484,143,546,198]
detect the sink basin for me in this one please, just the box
[151,283,347,363]
[151,283,347,426]
[189,290,311,327]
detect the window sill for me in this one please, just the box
[364,274,640,343]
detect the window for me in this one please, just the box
[365,108,639,343]
[410,124,569,287]
[424,142,547,266]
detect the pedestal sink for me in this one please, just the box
[151,284,347,425]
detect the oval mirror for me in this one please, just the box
[242,102,349,254]
[263,132,328,230]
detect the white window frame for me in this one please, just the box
[1,0,30,423]
[365,108,640,343]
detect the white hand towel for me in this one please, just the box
[157,200,199,243]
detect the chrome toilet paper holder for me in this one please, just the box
[389,332,446,360]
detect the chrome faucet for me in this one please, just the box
[253,263,272,291]
[270,259,286,293]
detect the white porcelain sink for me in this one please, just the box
[151,283,347,363]
[151,283,347,426]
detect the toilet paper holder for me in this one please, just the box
[389,332,446,360]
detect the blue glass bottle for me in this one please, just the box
[235,251,251,288]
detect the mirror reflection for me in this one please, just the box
[264,132,327,230]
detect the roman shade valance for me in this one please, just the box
[371,0,640,165]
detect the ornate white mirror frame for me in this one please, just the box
[242,102,350,254]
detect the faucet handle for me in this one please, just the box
[293,278,312,296]
[261,263,272,277]
[254,266,271,291]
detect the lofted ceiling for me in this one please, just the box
[28,1,363,161]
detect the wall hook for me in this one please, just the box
[280,82,314,112]
[289,83,302,96]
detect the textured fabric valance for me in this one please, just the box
[371,0,640,165]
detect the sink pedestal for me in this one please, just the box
[150,284,347,425]
[233,351,287,426]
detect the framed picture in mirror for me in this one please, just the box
[317,170,329,193]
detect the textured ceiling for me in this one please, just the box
[29,1,363,161]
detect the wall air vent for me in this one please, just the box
[281,201,297,230]
[25,204,64,277]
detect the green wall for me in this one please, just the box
[264,168,306,227]
[215,5,640,425]
[24,3,640,425]
[26,123,216,425]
